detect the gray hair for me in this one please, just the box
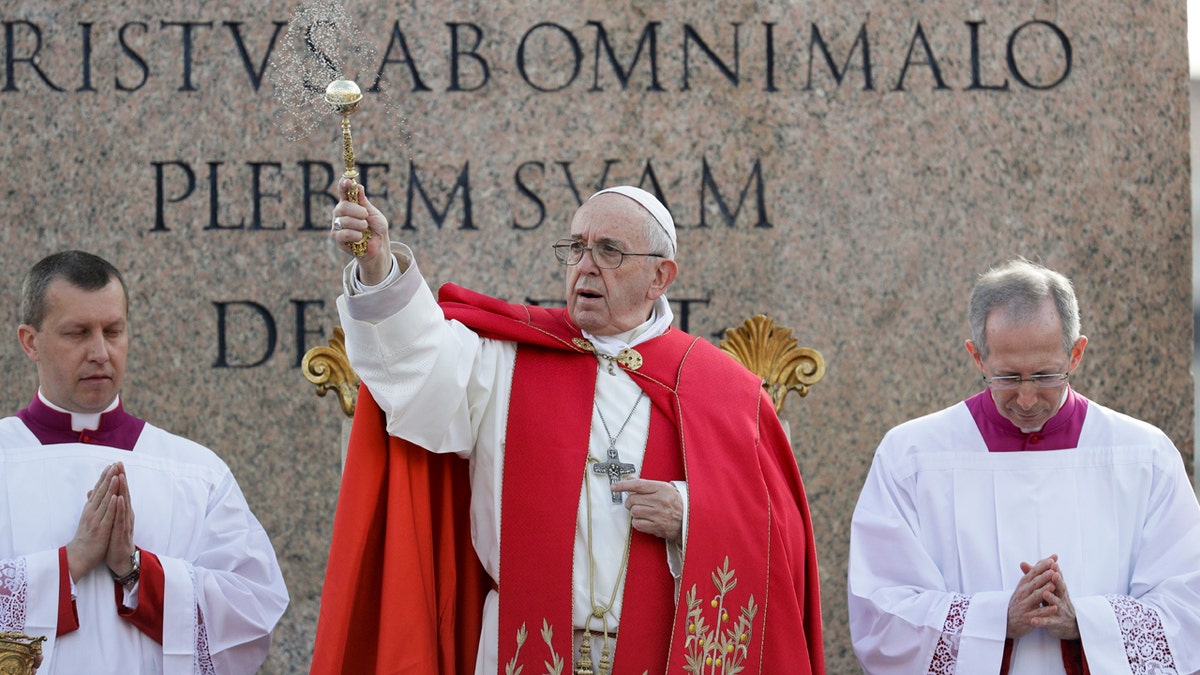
[641,214,676,260]
[21,250,128,329]
[968,258,1079,360]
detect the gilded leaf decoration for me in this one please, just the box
[300,326,359,417]
[505,620,563,675]
[719,315,825,413]
[683,557,758,674]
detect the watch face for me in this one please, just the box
[112,549,141,585]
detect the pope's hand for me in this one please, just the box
[612,479,683,543]
[331,179,392,285]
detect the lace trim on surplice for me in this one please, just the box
[189,566,215,674]
[927,593,970,675]
[0,558,27,632]
[1107,594,1178,675]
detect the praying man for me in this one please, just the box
[0,250,289,673]
[848,258,1200,675]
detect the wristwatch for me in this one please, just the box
[109,548,141,587]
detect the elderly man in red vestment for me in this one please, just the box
[312,181,825,674]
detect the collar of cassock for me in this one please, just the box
[578,295,674,373]
[971,386,1085,452]
[581,295,674,358]
[16,391,146,451]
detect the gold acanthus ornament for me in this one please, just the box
[300,326,360,417]
[718,315,826,414]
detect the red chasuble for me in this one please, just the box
[310,386,488,675]
[313,283,825,674]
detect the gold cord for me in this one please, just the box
[576,391,643,675]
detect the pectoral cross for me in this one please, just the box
[592,446,636,503]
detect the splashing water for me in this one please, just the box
[270,0,410,148]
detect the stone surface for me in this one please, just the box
[0,1,1191,672]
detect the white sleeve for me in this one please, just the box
[666,481,689,578]
[1,549,61,647]
[847,443,1006,675]
[337,243,514,456]
[163,470,289,675]
[1075,444,1200,675]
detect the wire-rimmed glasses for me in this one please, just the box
[982,372,1069,391]
[551,239,664,270]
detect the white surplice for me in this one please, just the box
[0,422,289,674]
[849,400,1200,675]
[338,246,684,675]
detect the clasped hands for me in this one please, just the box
[65,462,137,585]
[1006,554,1080,640]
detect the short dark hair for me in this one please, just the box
[20,251,128,329]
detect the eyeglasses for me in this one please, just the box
[552,239,664,270]
[982,372,1070,391]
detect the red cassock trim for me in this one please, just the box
[1000,638,1088,674]
[56,547,79,637]
[116,549,164,643]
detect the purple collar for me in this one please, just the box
[15,395,146,451]
[965,387,1088,452]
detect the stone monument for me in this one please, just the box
[0,1,1190,672]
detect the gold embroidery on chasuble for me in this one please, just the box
[683,557,759,674]
[505,620,566,675]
